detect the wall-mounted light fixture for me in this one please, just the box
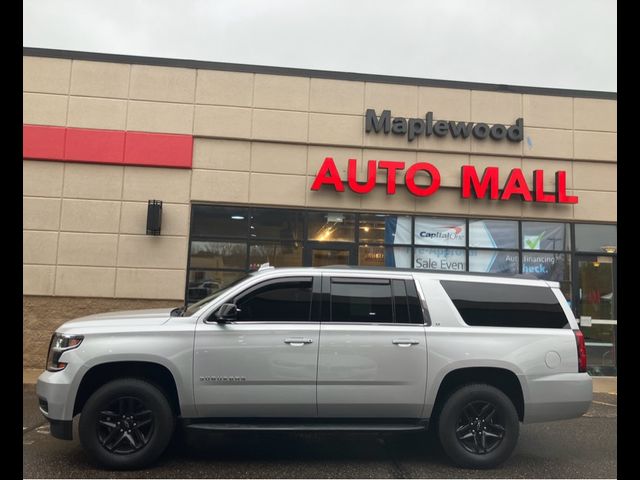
[146,200,162,235]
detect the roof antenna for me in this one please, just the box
[258,262,274,271]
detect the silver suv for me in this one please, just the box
[36,266,592,470]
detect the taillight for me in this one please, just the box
[574,329,587,373]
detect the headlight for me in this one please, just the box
[46,333,84,372]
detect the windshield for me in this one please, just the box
[183,274,252,316]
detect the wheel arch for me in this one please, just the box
[73,361,181,417]
[429,367,525,422]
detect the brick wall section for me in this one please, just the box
[23,295,180,369]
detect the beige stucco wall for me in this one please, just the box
[23,55,617,302]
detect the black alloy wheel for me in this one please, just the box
[437,383,519,469]
[79,378,175,469]
[455,400,505,454]
[97,396,155,454]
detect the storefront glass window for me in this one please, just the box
[359,214,412,244]
[190,205,249,238]
[190,241,247,270]
[521,221,570,251]
[414,247,466,271]
[414,217,466,247]
[523,252,571,301]
[469,250,519,273]
[469,219,518,249]
[575,224,617,253]
[307,212,356,242]
[358,245,412,268]
[249,242,303,270]
[250,209,304,241]
[187,270,246,303]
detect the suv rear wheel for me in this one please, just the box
[437,383,519,469]
[78,378,175,469]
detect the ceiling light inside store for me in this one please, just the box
[601,245,617,254]
[231,216,245,220]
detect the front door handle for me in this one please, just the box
[284,338,314,346]
[392,338,420,347]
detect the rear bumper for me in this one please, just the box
[523,372,592,423]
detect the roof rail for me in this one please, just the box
[317,265,542,279]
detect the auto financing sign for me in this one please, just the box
[310,109,578,205]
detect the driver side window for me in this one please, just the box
[234,277,313,322]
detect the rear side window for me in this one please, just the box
[329,277,425,324]
[331,278,393,323]
[440,280,569,328]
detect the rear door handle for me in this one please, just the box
[392,338,420,347]
[284,338,313,346]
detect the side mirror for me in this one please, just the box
[214,303,239,323]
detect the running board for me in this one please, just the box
[185,423,427,432]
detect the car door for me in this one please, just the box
[193,274,320,417]
[317,275,428,418]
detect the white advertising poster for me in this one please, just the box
[413,217,466,246]
[414,247,466,271]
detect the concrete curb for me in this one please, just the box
[592,376,617,394]
[23,369,617,394]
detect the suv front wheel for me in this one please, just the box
[437,383,519,469]
[78,378,175,469]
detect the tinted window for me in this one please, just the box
[406,280,426,324]
[522,222,570,251]
[191,205,249,238]
[440,280,569,328]
[190,241,247,269]
[308,212,356,242]
[575,224,617,253]
[392,279,410,323]
[250,208,304,241]
[331,278,393,323]
[235,278,313,322]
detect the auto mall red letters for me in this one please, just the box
[309,110,578,204]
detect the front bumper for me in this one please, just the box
[522,372,593,423]
[37,369,80,440]
[48,419,73,440]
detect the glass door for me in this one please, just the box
[575,254,616,376]
[304,243,356,267]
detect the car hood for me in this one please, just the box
[56,308,176,333]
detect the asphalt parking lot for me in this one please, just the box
[23,384,616,479]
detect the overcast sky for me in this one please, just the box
[23,0,616,92]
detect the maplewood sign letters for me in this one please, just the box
[310,109,578,204]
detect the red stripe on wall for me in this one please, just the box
[125,131,193,168]
[22,125,193,169]
[23,125,66,160]
[65,128,126,164]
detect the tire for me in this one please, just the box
[78,378,175,470]
[437,383,519,469]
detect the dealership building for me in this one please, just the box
[23,48,617,375]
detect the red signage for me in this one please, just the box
[311,157,578,204]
